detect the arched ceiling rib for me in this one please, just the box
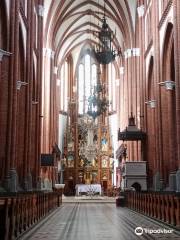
[44,0,137,67]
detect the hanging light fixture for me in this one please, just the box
[93,1,121,64]
[87,70,109,119]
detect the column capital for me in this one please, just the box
[0,49,12,61]
[137,5,145,18]
[38,5,44,17]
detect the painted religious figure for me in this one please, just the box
[67,154,74,167]
[79,157,85,167]
[101,137,108,151]
[92,157,98,167]
[101,155,108,168]
[109,158,114,168]
[61,157,67,168]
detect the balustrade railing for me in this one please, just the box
[0,191,62,240]
[126,191,180,228]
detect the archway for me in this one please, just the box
[161,23,177,188]
[15,25,26,187]
[146,56,156,188]
[0,0,8,181]
[131,182,141,192]
[0,0,8,50]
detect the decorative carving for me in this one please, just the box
[38,5,44,17]
[101,155,109,168]
[67,153,74,168]
[158,0,173,30]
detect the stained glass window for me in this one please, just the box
[78,54,97,114]
[108,63,116,111]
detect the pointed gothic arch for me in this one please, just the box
[15,24,27,185]
[146,56,156,188]
[160,22,177,186]
[0,0,8,50]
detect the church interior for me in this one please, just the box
[0,0,180,239]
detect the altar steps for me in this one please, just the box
[62,195,116,203]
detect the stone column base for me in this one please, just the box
[36,176,44,190]
[153,172,164,191]
[24,172,33,191]
[153,172,160,191]
[169,172,176,191]
[3,168,18,192]
[159,178,164,190]
[176,169,180,192]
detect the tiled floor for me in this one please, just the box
[20,203,180,240]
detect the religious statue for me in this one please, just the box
[92,157,98,167]
[79,158,84,167]
[67,154,74,167]
[101,130,108,152]
[101,138,108,151]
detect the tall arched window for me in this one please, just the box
[60,60,68,111]
[108,63,116,112]
[0,0,7,49]
[77,53,98,114]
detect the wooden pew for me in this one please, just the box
[0,191,62,240]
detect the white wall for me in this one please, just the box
[109,113,118,186]
[58,114,67,154]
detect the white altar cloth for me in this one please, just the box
[75,184,101,196]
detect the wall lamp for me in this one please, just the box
[17,81,28,90]
[158,80,175,90]
[0,49,12,61]
[32,101,38,105]
[145,100,156,108]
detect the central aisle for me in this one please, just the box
[21,203,180,240]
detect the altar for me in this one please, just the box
[75,184,101,196]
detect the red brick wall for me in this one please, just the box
[0,0,180,191]
[0,0,43,189]
[131,0,180,189]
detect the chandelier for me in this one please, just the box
[93,8,120,64]
[87,79,109,119]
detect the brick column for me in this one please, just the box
[4,0,16,180]
[0,57,6,180]
[22,0,33,191]
[167,89,177,190]
[153,0,164,189]
[36,0,44,189]
[137,0,146,166]
[4,0,20,192]
[173,0,180,192]
[167,90,176,172]
[49,57,55,150]
[173,0,180,168]
[0,58,1,79]
[137,0,146,133]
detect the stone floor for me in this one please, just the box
[20,201,180,240]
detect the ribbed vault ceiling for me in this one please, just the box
[44,0,137,67]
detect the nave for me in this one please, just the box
[0,1,180,239]
[20,202,180,240]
